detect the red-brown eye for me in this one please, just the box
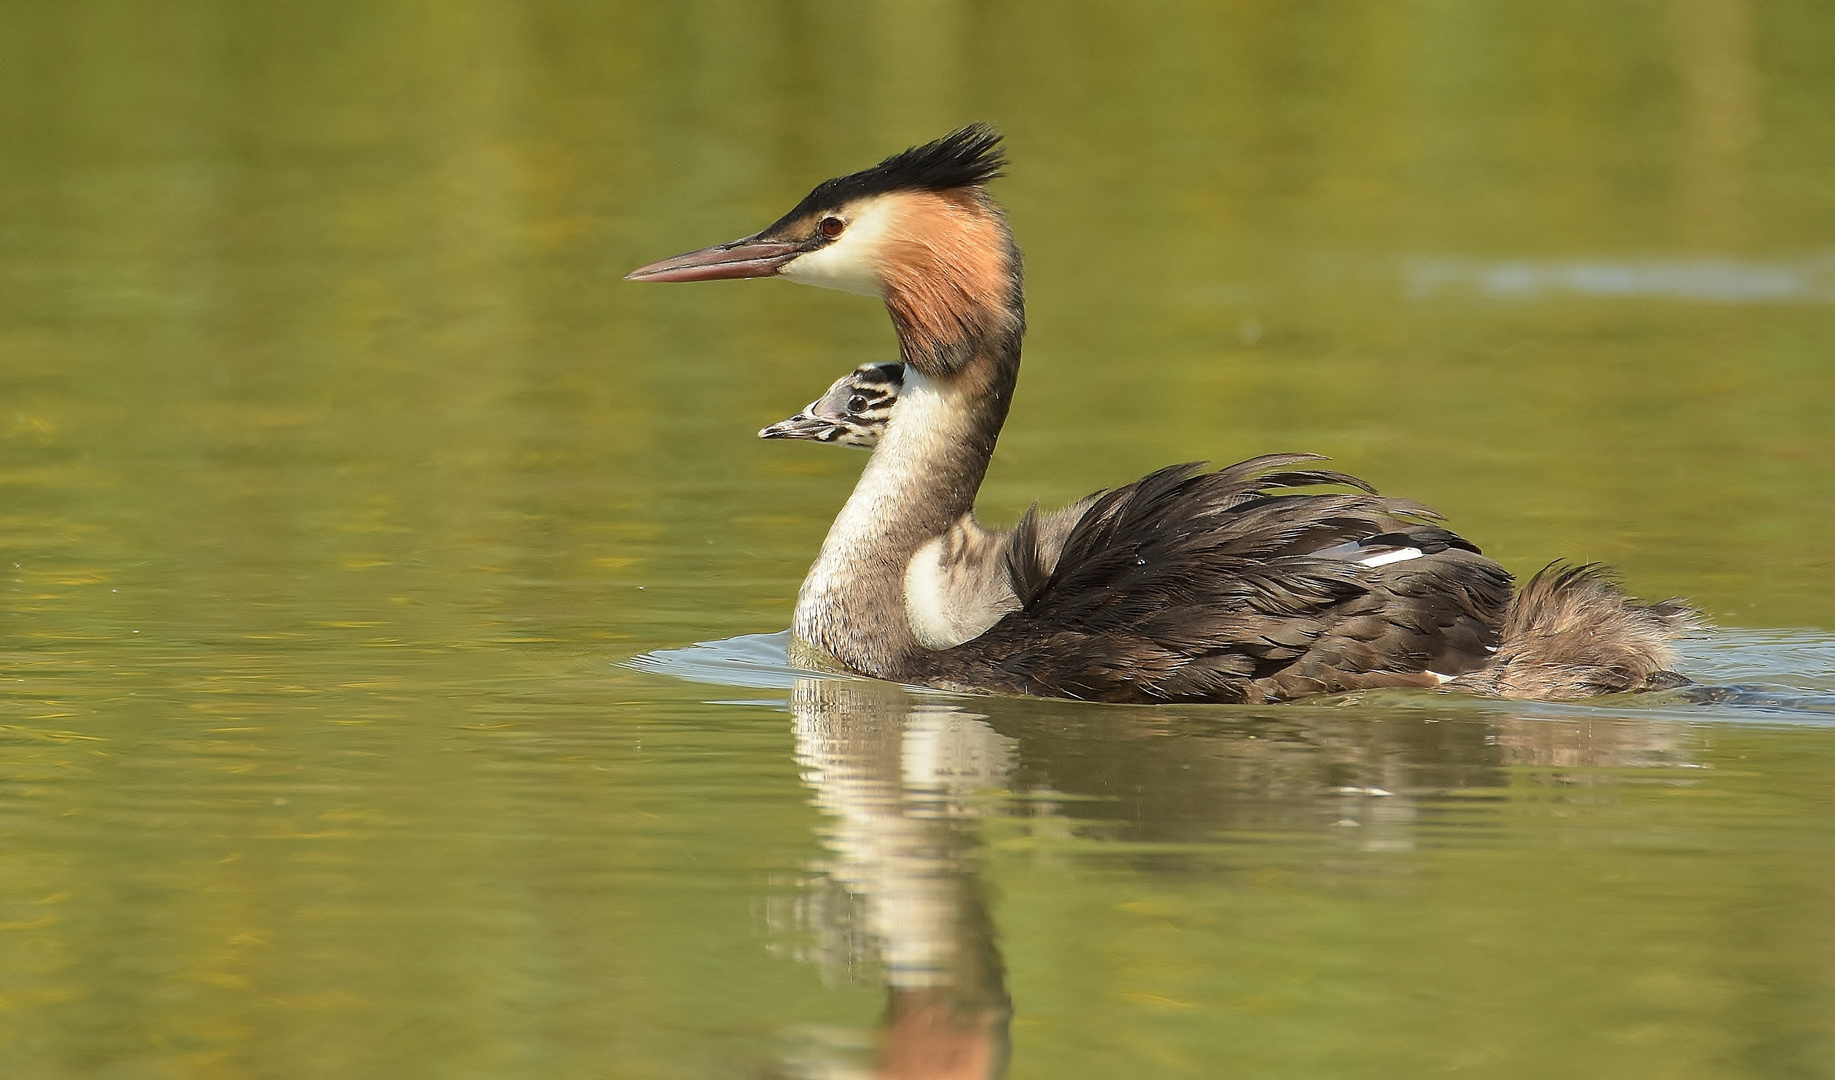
[819,216,846,239]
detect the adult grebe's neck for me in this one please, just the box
[792,192,1024,677]
[791,342,1021,677]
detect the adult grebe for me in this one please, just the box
[630,127,1695,703]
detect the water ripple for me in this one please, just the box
[631,627,1835,724]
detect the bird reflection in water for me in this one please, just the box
[762,672,1695,1078]
[772,677,1013,1079]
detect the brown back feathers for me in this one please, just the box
[1450,563,1699,699]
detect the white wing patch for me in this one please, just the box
[1356,547,1424,568]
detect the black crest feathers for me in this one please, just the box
[772,125,1007,227]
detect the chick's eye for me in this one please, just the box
[819,216,846,239]
[847,395,868,412]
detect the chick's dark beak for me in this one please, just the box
[625,236,803,283]
[758,412,822,440]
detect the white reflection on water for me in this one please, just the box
[789,686,1010,989]
[1406,254,1835,303]
[773,679,1013,1079]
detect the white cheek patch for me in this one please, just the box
[779,200,895,297]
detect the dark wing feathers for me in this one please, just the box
[1003,502,1051,605]
[914,455,1512,703]
[1248,468,1379,495]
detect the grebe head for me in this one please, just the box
[759,362,905,448]
[627,126,1023,376]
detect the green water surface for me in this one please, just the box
[3,2,1834,1077]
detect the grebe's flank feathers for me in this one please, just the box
[917,456,1513,703]
[1449,564,1700,699]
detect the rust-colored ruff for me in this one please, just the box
[877,189,1021,376]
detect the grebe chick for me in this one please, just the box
[630,126,1696,703]
[759,361,904,447]
[762,360,1095,648]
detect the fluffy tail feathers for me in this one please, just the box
[1450,563,1701,700]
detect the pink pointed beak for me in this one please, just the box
[625,237,803,283]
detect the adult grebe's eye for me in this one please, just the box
[847,395,868,412]
[820,216,846,239]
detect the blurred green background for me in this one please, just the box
[2,2,1833,1077]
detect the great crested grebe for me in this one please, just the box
[629,126,1696,703]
